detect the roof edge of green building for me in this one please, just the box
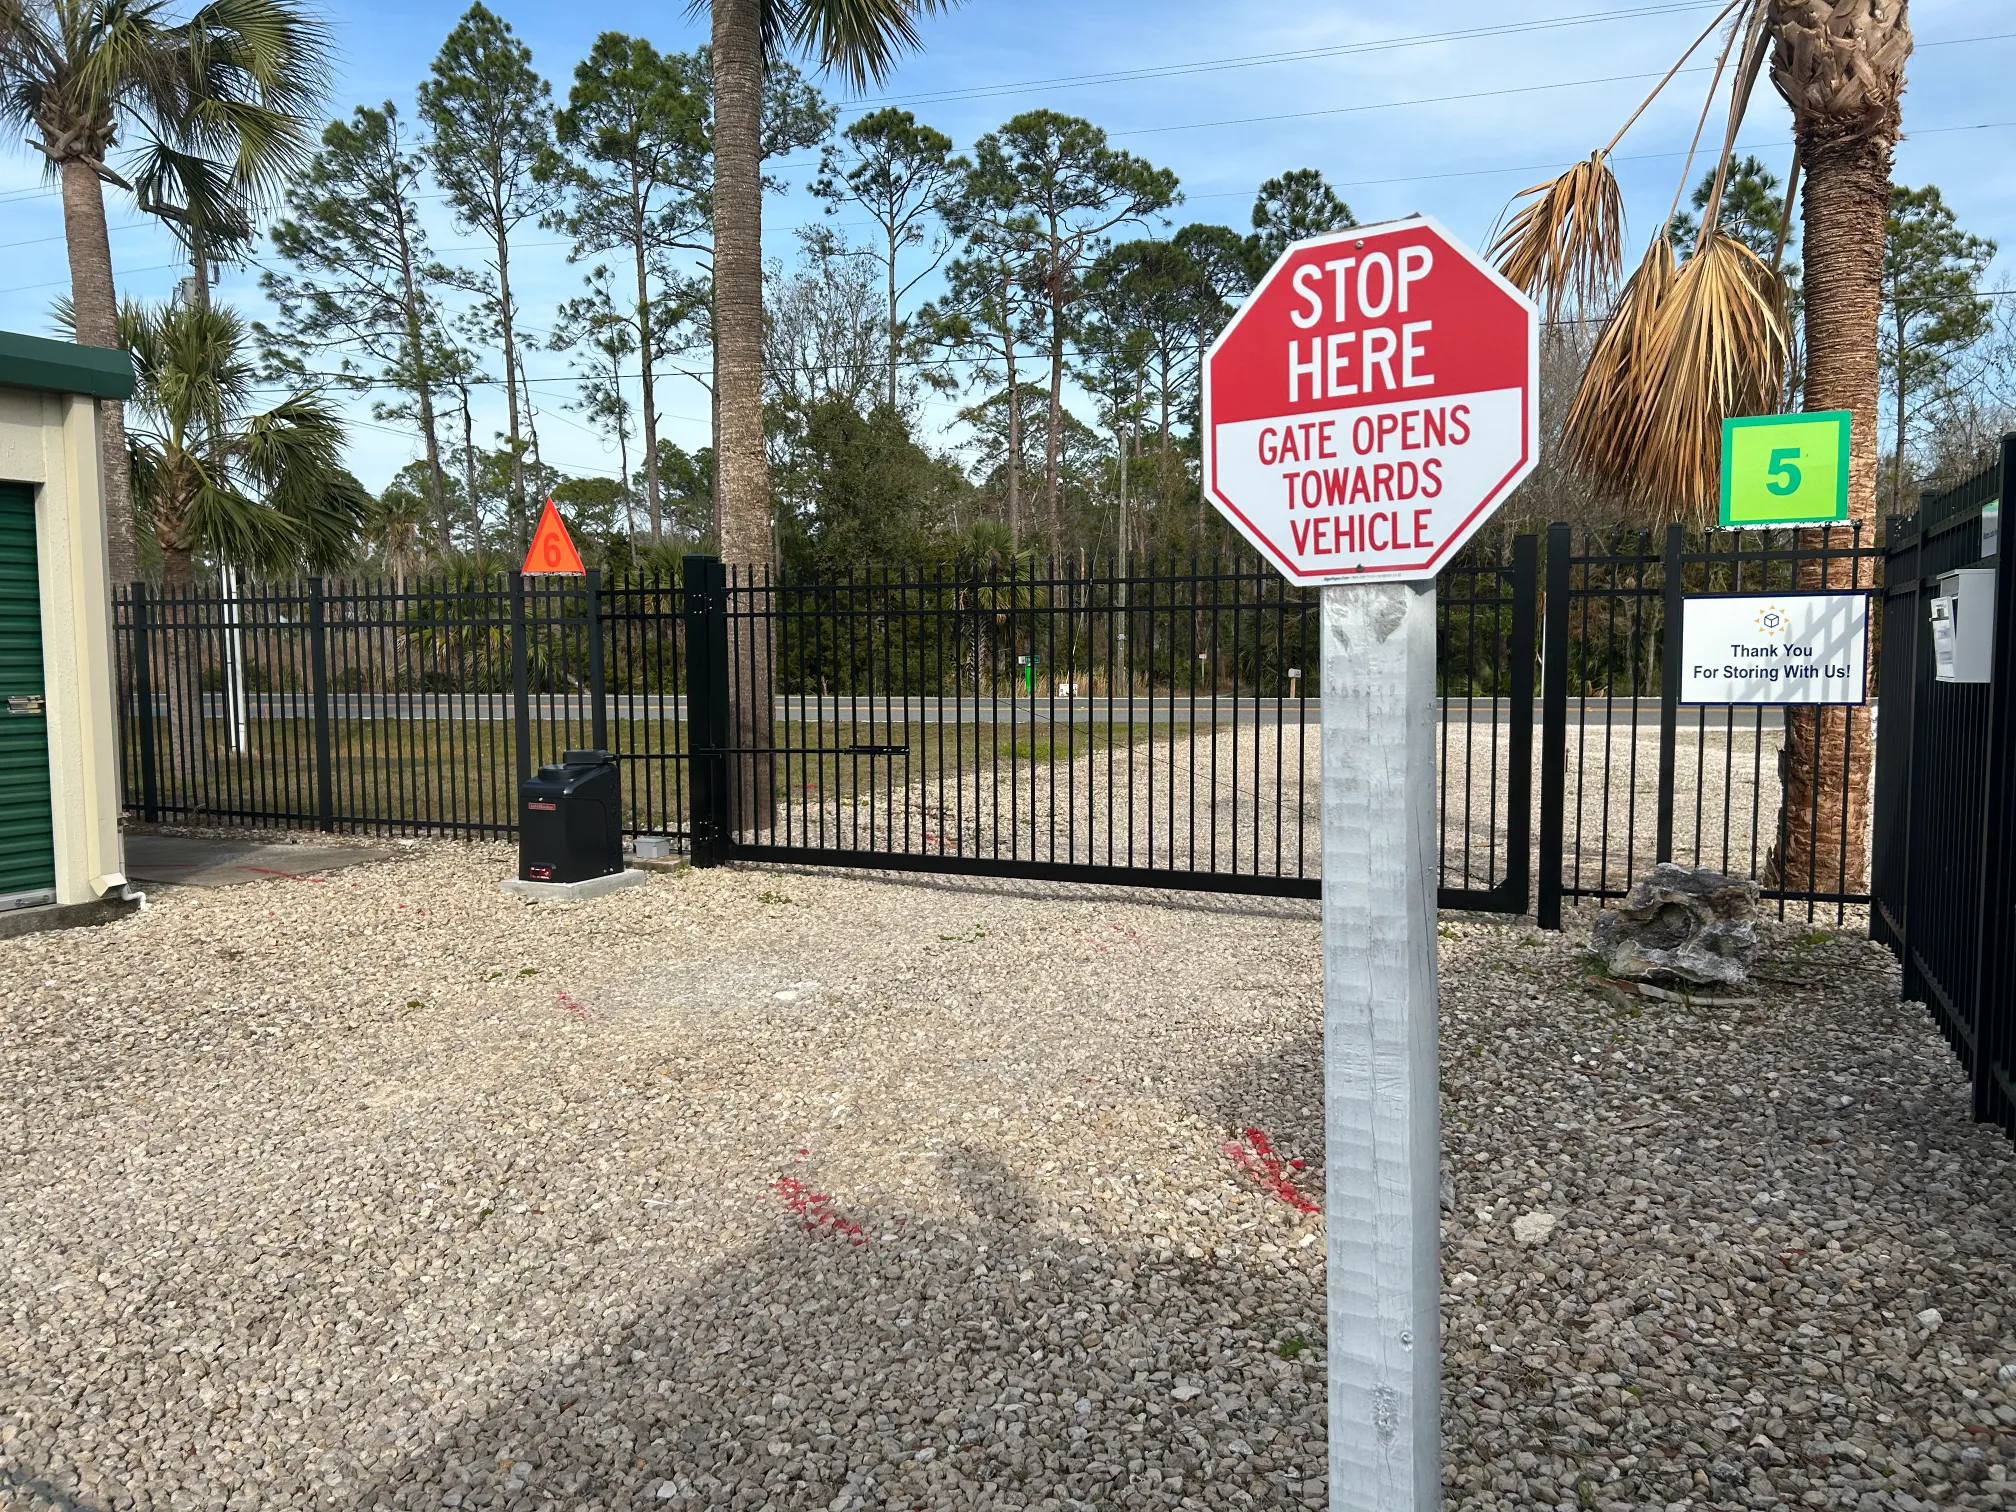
[0,329,135,403]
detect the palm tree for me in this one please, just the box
[705,0,954,832]
[0,0,332,585]
[1764,0,1911,894]
[121,298,368,586]
[120,296,365,775]
[1489,0,1910,894]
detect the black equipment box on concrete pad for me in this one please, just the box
[519,750,623,884]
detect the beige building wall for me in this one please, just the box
[0,385,127,905]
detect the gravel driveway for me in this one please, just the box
[1,841,2009,1511]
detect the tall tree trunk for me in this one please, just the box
[415,381,449,551]
[1043,280,1064,558]
[887,227,900,412]
[634,235,664,543]
[392,217,450,546]
[1891,304,1907,514]
[60,158,137,587]
[519,345,543,475]
[459,384,481,559]
[1005,343,1021,548]
[1770,129,1889,896]
[497,237,527,544]
[614,351,636,557]
[1158,349,1171,459]
[711,0,775,835]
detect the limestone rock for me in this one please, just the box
[1590,862,1759,985]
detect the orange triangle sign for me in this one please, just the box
[521,498,587,575]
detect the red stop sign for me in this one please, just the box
[1202,216,1539,583]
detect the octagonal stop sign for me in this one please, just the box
[1203,216,1539,583]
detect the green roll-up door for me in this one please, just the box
[0,483,54,906]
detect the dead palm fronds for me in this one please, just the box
[1559,236,1677,495]
[1504,0,1802,522]
[1489,153,1624,322]
[1628,232,1789,522]
[1488,0,1748,318]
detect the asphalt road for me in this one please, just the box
[156,694,1794,730]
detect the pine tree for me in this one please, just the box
[418,3,562,547]
[259,103,464,546]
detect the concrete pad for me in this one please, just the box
[498,869,652,902]
[124,833,393,888]
[0,895,141,940]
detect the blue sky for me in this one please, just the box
[1,0,2009,491]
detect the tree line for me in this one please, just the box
[4,0,2007,595]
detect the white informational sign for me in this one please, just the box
[1201,217,1539,583]
[1679,593,1870,706]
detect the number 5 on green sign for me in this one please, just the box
[1765,447,1801,496]
[1721,411,1850,527]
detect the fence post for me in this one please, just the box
[510,571,531,794]
[1504,534,1539,912]
[682,555,730,867]
[308,577,334,832]
[127,582,160,824]
[1537,523,1572,929]
[1655,523,1685,863]
[1894,500,1929,999]
[586,566,609,753]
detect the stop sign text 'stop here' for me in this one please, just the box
[1203,218,1538,582]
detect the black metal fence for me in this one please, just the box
[112,527,1879,920]
[116,572,692,839]
[1873,436,2016,1140]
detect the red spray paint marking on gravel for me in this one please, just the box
[1223,1127,1320,1213]
[555,990,590,1020]
[772,1176,868,1244]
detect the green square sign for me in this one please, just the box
[1720,411,1851,527]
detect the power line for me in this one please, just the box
[1111,31,2012,141]
[851,1,1728,109]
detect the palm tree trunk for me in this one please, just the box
[1770,129,1888,896]
[1892,302,1907,514]
[712,0,775,836]
[59,158,137,587]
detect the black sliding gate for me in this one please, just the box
[679,543,1535,907]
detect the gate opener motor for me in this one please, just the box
[519,749,623,883]
[1930,567,1995,684]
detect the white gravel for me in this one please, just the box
[0,839,2010,1511]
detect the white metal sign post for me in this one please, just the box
[1203,217,1540,1508]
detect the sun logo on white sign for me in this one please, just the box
[1754,604,1789,639]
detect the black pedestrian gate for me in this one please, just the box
[1535,521,1882,927]
[1872,437,2016,1141]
